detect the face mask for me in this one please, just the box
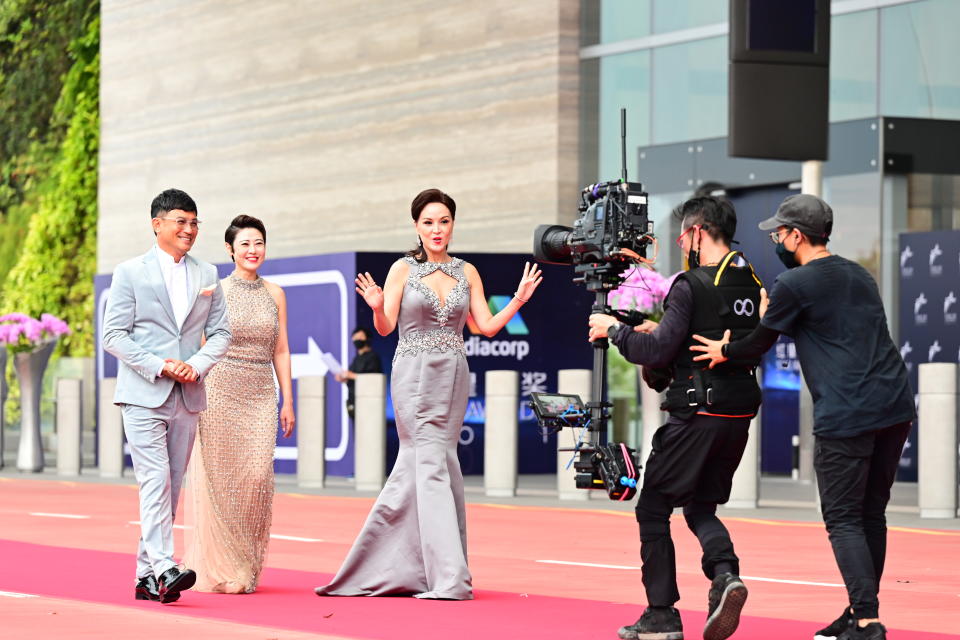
[353,339,368,350]
[775,241,799,269]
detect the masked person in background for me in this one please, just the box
[589,195,762,640]
[336,327,383,419]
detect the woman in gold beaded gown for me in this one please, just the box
[315,188,542,600]
[184,215,295,594]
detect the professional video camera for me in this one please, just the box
[529,109,652,501]
[533,180,654,291]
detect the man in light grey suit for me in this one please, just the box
[102,189,231,604]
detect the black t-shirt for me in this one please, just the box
[761,255,915,438]
[347,350,383,405]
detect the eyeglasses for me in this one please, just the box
[675,225,702,248]
[158,216,202,230]
[769,228,791,244]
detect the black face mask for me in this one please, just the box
[686,227,701,269]
[353,339,368,350]
[775,240,800,269]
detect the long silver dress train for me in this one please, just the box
[315,256,473,600]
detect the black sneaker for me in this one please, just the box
[617,606,684,640]
[703,573,747,640]
[837,622,887,640]
[814,607,853,640]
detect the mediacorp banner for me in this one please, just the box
[897,229,960,482]
[95,251,594,476]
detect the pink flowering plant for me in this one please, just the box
[0,313,71,353]
[607,268,679,322]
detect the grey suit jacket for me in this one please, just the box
[102,248,232,411]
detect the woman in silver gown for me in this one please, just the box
[315,188,542,600]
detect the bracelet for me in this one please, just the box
[721,342,729,357]
[513,291,528,303]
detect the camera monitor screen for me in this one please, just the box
[530,392,585,419]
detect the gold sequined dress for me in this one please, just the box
[184,273,279,593]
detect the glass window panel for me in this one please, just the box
[830,10,878,122]
[907,173,960,231]
[880,0,960,119]
[823,173,882,284]
[600,0,651,44]
[652,0,726,34]
[599,51,651,181]
[651,37,727,144]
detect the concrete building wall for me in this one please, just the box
[98,0,581,272]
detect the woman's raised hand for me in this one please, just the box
[514,262,543,303]
[355,272,384,311]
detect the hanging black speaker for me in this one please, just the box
[728,0,830,161]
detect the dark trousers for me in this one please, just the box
[635,414,750,607]
[814,421,911,620]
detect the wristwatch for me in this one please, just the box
[606,321,623,342]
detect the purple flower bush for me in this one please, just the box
[607,268,679,322]
[0,313,71,353]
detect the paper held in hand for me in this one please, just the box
[320,351,343,376]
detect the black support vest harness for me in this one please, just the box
[663,252,763,419]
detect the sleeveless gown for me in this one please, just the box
[315,256,473,600]
[184,273,279,593]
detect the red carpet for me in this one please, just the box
[3,539,958,640]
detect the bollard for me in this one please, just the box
[56,378,83,476]
[98,378,125,478]
[639,381,664,473]
[354,373,387,492]
[557,369,591,501]
[484,370,519,497]
[726,408,761,509]
[918,363,958,518]
[297,376,326,488]
[798,375,815,483]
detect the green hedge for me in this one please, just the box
[1,12,99,357]
[1,3,99,422]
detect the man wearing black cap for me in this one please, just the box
[691,194,915,640]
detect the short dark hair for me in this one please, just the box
[150,189,197,219]
[352,326,372,340]
[406,188,457,263]
[674,195,737,246]
[225,214,267,245]
[788,226,829,247]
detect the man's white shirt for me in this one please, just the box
[154,245,196,379]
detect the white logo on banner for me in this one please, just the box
[901,341,913,372]
[930,243,943,276]
[914,292,928,325]
[945,291,958,325]
[733,298,755,316]
[900,245,914,277]
[928,340,942,362]
[900,341,913,360]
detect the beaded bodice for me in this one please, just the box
[223,274,278,365]
[394,256,470,360]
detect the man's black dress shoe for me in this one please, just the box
[157,567,196,604]
[135,574,180,603]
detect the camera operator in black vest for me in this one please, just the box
[588,196,762,640]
